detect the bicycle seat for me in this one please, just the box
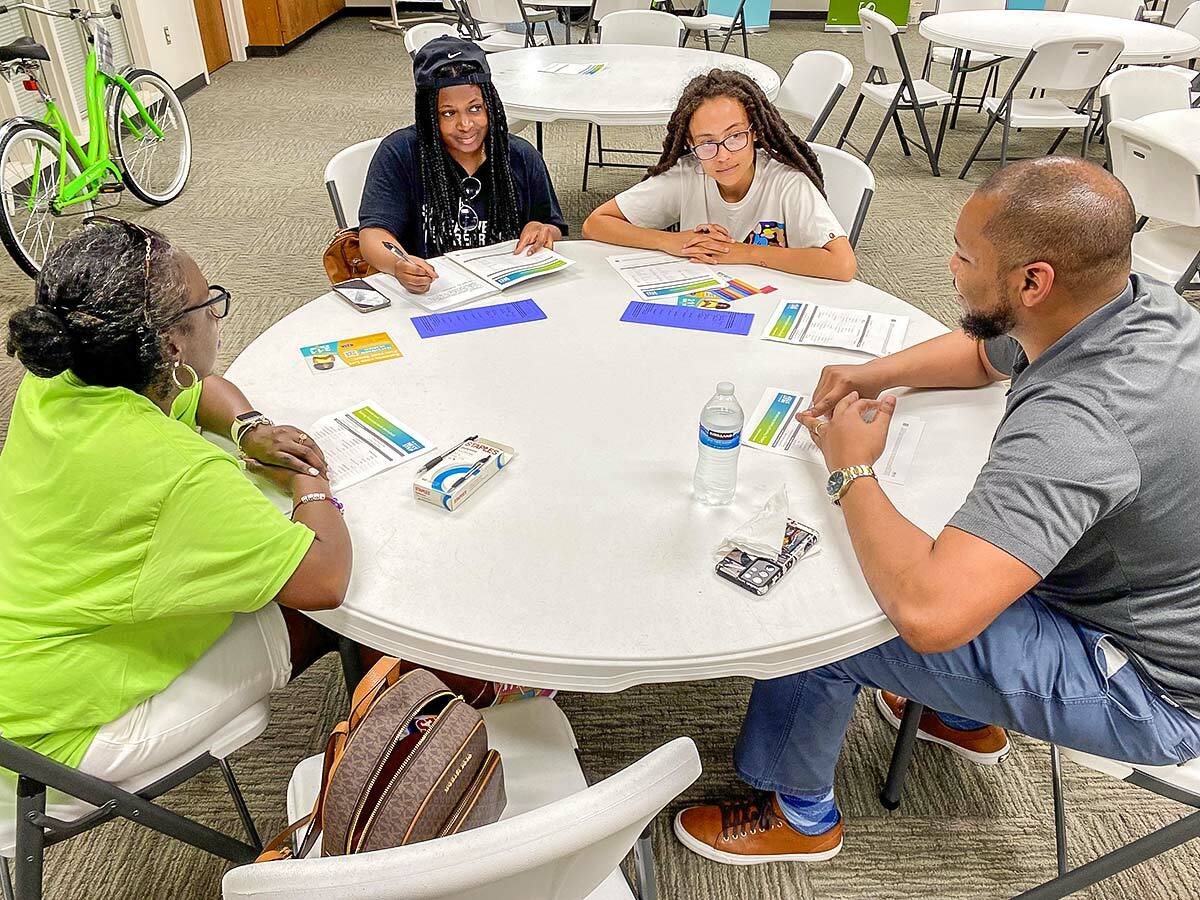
[0,37,50,63]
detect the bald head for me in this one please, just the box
[972,157,1135,294]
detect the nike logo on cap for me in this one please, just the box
[448,51,463,58]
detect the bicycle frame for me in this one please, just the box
[23,21,164,214]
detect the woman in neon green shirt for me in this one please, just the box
[0,218,352,781]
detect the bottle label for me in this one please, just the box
[699,424,741,450]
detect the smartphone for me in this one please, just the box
[333,278,391,313]
[715,518,820,596]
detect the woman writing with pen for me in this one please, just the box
[358,37,568,294]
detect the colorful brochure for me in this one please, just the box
[744,387,925,485]
[762,299,908,357]
[445,240,573,291]
[607,250,728,300]
[538,62,606,75]
[308,402,433,491]
[300,333,401,374]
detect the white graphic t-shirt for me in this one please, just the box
[615,150,846,250]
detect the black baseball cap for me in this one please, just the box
[413,36,492,90]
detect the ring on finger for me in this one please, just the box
[814,422,829,438]
[297,433,309,444]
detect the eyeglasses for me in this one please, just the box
[689,129,753,161]
[83,215,153,325]
[458,176,481,233]
[159,285,232,330]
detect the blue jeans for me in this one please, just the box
[735,595,1200,795]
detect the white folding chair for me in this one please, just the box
[1108,117,1200,293]
[454,0,556,51]
[324,138,385,230]
[580,0,652,43]
[775,50,854,142]
[2,704,270,900]
[920,0,1007,130]
[1099,66,1194,167]
[678,0,753,56]
[810,142,876,248]
[1020,746,1200,898]
[221,700,702,900]
[958,35,1124,179]
[836,8,953,176]
[598,8,683,42]
[582,9,683,191]
[404,22,462,55]
[1064,0,1147,17]
[1163,3,1200,106]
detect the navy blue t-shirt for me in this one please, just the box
[357,126,568,258]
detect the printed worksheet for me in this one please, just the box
[762,299,909,357]
[446,240,573,290]
[744,387,925,485]
[366,267,493,313]
[538,62,606,75]
[307,401,433,491]
[607,250,728,301]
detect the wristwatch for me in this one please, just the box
[231,410,272,447]
[826,465,876,506]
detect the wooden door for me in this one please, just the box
[193,0,233,72]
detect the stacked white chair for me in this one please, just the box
[221,700,703,900]
[837,8,953,176]
[958,35,1124,178]
[1107,117,1200,292]
[774,50,854,142]
[810,142,875,248]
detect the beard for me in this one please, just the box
[957,277,1018,341]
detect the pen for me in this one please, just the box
[382,240,413,265]
[448,455,490,492]
[417,434,479,474]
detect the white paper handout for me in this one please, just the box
[606,250,729,301]
[744,387,925,485]
[445,239,573,291]
[762,299,909,357]
[537,62,606,75]
[308,401,433,491]
[366,267,493,314]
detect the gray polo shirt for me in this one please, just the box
[949,276,1200,714]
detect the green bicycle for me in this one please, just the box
[0,2,190,277]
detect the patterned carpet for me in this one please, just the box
[2,12,1198,900]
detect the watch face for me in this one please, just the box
[826,470,845,498]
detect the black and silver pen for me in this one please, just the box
[417,435,479,475]
[448,455,490,492]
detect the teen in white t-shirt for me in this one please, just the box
[583,70,856,282]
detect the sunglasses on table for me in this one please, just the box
[689,129,753,161]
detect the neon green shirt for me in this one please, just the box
[0,372,314,767]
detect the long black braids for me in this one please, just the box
[645,69,827,197]
[416,67,521,257]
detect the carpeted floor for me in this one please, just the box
[2,12,1198,900]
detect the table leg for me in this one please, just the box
[536,121,544,153]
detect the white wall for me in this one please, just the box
[122,0,208,89]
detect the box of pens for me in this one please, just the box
[413,437,516,511]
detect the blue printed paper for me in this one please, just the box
[411,299,546,339]
[619,301,754,336]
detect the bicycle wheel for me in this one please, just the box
[0,121,92,278]
[110,68,191,205]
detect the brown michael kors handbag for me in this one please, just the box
[258,660,506,861]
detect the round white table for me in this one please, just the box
[489,45,780,126]
[225,241,1007,692]
[919,10,1200,65]
[1136,107,1200,147]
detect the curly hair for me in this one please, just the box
[416,64,521,257]
[646,69,826,196]
[6,220,191,394]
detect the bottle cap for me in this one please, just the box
[716,381,734,395]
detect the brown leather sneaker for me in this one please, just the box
[673,793,843,865]
[875,690,1010,765]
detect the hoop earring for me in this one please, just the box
[171,361,198,390]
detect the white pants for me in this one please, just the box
[77,604,291,784]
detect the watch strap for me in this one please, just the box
[832,465,876,505]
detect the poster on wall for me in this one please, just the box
[825,0,912,31]
[706,0,773,29]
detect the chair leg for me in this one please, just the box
[543,19,555,44]
[596,125,605,167]
[892,111,912,156]
[218,758,262,851]
[1050,744,1068,877]
[632,823,658,900]
[950,52,969,130]
[959,104,1002,179]
[933,103,951,173]
[1,856,15,900]
[836,95,865,150]
[998,108,1013,169]
[863,96,901,167]
[1175,250,1200,294]
[582,122,593,192]
[921,43,933,80]
[14,776,45,900]
[880,701,924,810]
[740,23,748,57]
[911,104,942,177]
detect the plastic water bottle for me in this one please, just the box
[693,382,744,505]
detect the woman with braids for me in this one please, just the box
[358,37,567,293]
[583,69,856,282]
[0,219,354,781]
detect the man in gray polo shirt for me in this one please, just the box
[673,157,1200,866]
